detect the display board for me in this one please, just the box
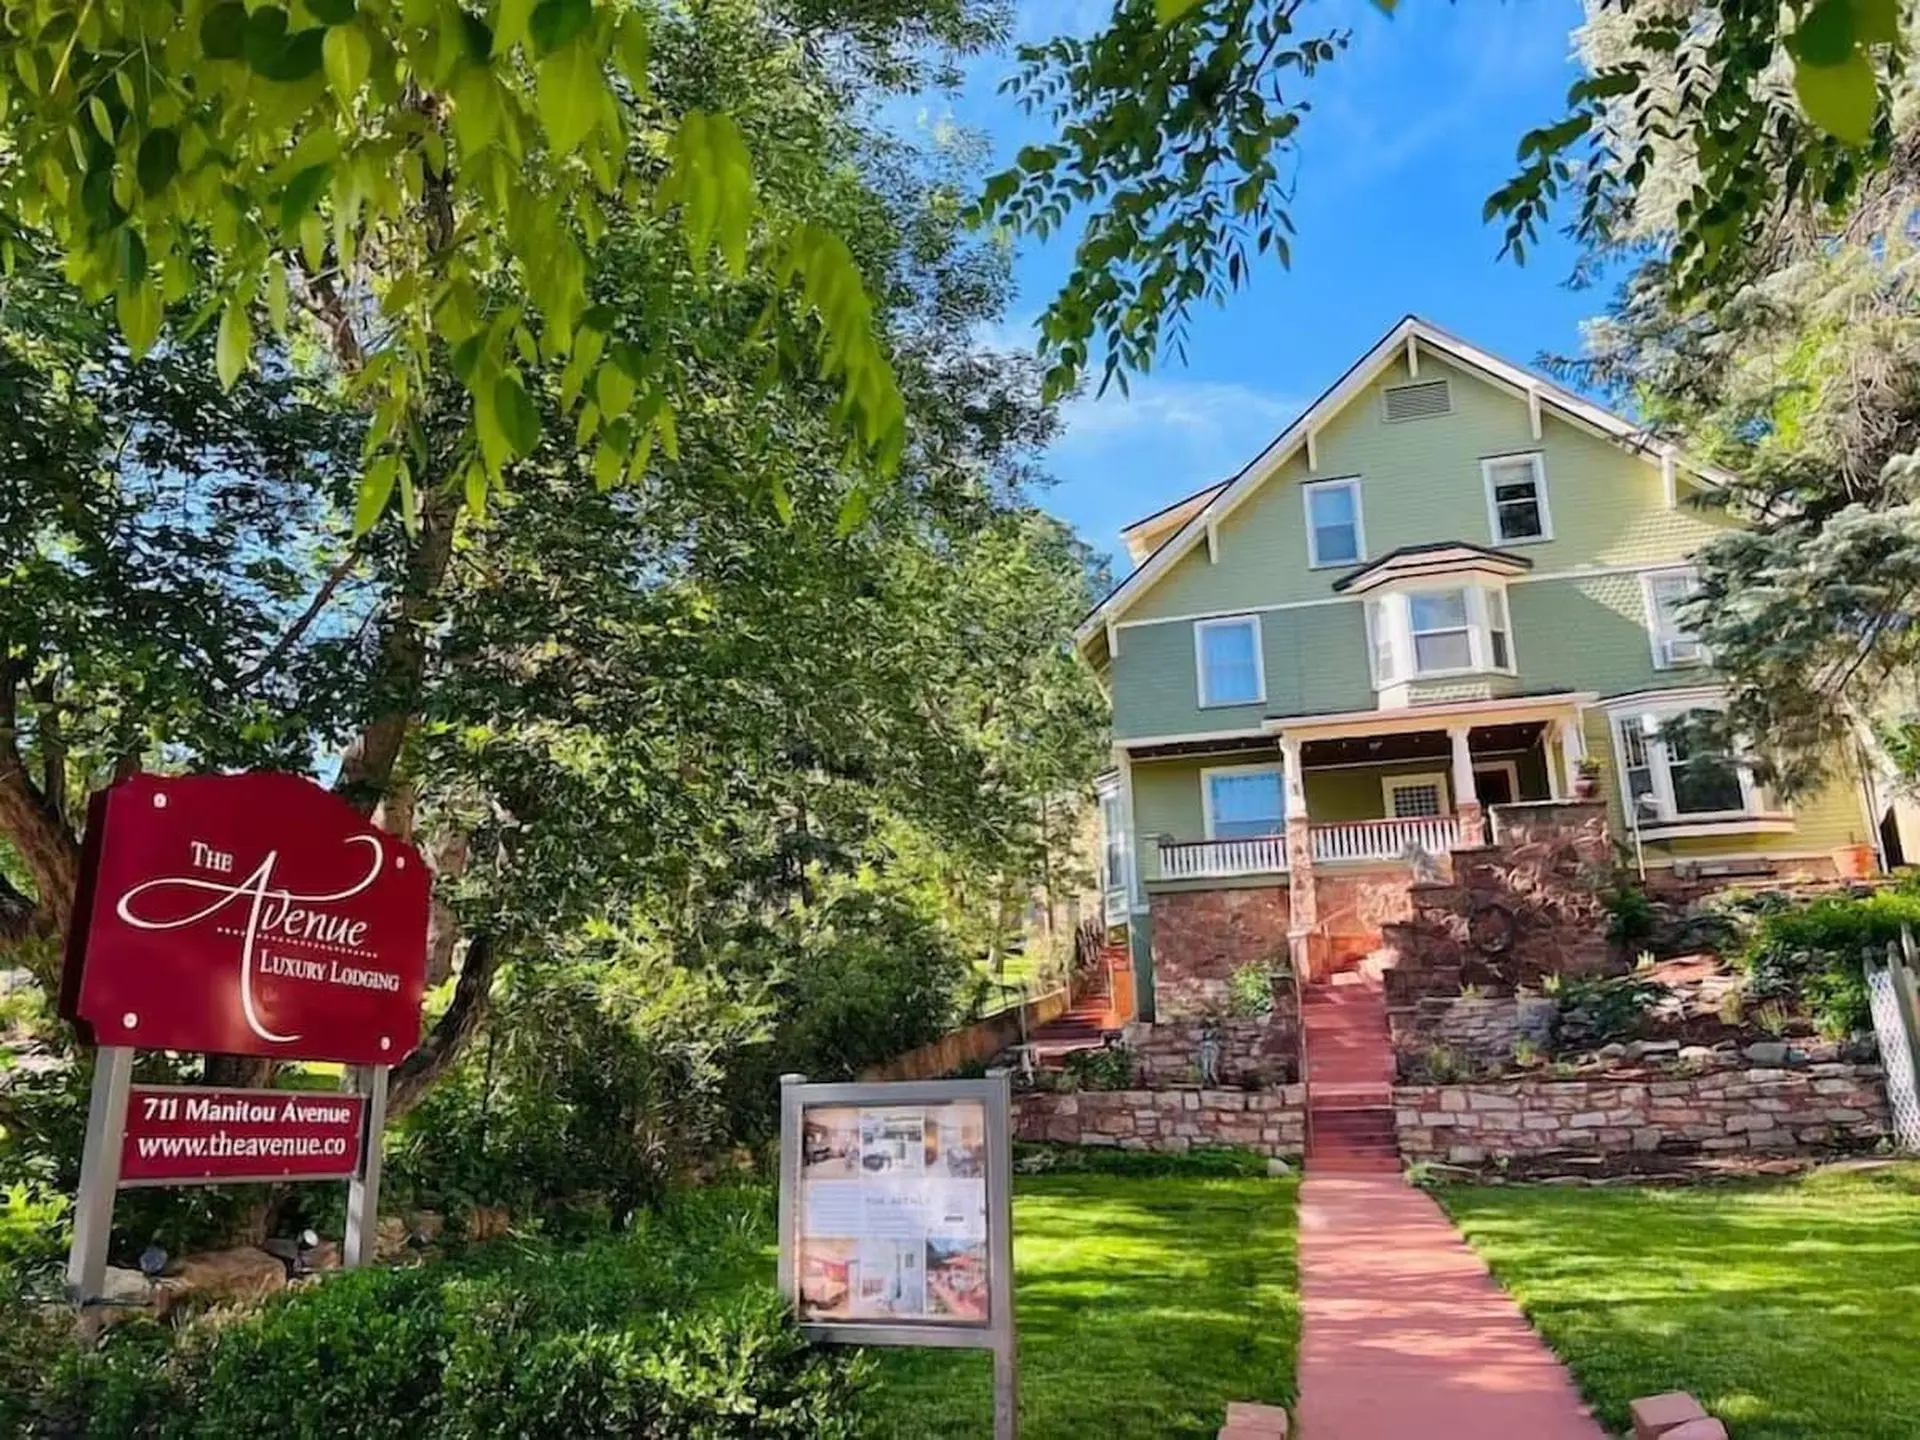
[777,1073,1017,1437]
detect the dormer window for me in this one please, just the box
[1482,453,1551,544]
[1303,478,1364,568]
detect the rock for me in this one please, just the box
[406,1209,446,1244]
[99,1266,155,1307]
[1678,1046,1716,1064]
[1598,1043,1628,1060]
[155,1247,286,1313]
[1265,1157,1293,1177]
[374,1215,408,1261]
[466,1205,511,1241]
[1744,1041,1791,1066]
[0,968,34,995]
[1630,1391,1709,1440]
[1635,1041,1681,1059]
[306,1240,342,1271]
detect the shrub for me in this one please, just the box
[1602,880,1658,946]
[1735,883,1920,1036]
[1553,974,1664,1045]
[1056,1043,1135,1092]
[1226,963,1275,1018]
[18,1189,873,1440]
[1012,1143,1274,1178]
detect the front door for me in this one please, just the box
[1473,765,1516,808]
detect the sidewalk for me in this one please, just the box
[1294,1173,1606,1438]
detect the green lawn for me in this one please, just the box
[1439,1163,1920,1440]
[868,1171,1299,1438]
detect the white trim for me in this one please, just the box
[1527,387,1542,441]
[1383,772,1452,818]
[1200,762,1287,840]
[1634,818,1796,840]
[1473,758,1523,803]
[1116,725,1273,750]
[1302,475,1365,569]
[1115,748,1140,906]
[1305,426,1319,471]
[1193,614,1267,709]
[1106,619,1119,658]
[1268,690,1600,737]
[1075,315,1734,645]
[1599,683,1726,711]
[1607,695,1781,828]
[1107,560,1711,633]
[1661,452,1677,509]
[1406,333,1419,378]
[1642,567,1708,670]
[1205,518,1219,563]
[1640,849,1834,868]
[1481,451,1553,546]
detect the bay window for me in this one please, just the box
[1365,584,1518,686]
[1194,615,1265,707]
[1611,704,1773,825]
[1203,765,1286,839]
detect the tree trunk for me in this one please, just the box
[0,668,80,984]
[387,931,498,1119]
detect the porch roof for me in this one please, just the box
[1263,690,1597,741]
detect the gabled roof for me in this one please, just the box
[1117,480,1227,562]
[1077,315,1732,650]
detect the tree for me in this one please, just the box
[1543,6,1920,795]
[979,0,1906,399]
[0,0,1005,528]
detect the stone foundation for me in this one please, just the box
[1392,994,1558,1074]
[1014,1086,1307,1158]
[1394,1062,1890,1164]
[1312,866,1420,969]
[1149,885,1291,1018]
[1382,801,1615,1008]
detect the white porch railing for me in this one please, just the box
[1157,834,1288,881]
[1310,815,1460,864]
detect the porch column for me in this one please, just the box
[1557,714,1588,798]
[1280,735,1319,979]
[1449,724,1486,847]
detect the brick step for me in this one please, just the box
[1309,1105,1394,1128]
[1307,1155,1403,1174]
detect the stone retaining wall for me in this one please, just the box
[1126,1000,1301,1087]
[1014,1086,1307,1158]
[1391,994,1558,1075]
[1149,886,1290,1018]
[1394,1063,1890,1164]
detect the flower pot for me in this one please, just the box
[1831,842,1877,880]
[1572,775,1600,801]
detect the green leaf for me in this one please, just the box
[1853,0,1901,44]
[658,111,755,279]
[307,0,356,23]
[136,128,179,194]
[1155,0,1203,21]
[494,374,542,455]
[463,461,489,518]
[459,11,493,61]
[279,163,332,232]
[323,24,371,105]
[595,360,635,416]
[216,298,251,388]
[242,7,291,70]
[495,0,537,51]
[353,455,399,534]
[528,0,591,56]
[613,10,648,94]
[266,263,289,335]
[1789,0,1855,67]
[116,281,163,358]
[200,2,249,59]
[537,39,603,155]
[1794,51,1877,145]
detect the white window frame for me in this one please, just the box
[1481,452,1552,545]
[1643,568,1708,670]
[1367,585,1519,687]
[1098,789,1128,896]
[1201,763,1287,840]
[1302,477,1366,570]
[1406,587,1477,675]
[1382,772,1452,819]
[1608,700,1779,829]
[1193,614,1267,708]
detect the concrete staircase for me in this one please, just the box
[1302,968,1400,1174]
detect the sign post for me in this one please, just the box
[57,772,430,1304]
[777,1069,1018,1440]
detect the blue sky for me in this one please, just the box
[902,0,1605,571]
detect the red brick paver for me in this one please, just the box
[1295,1173,1606,1438]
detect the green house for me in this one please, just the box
[1082,317,1882,1021]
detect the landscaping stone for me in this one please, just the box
[155,1247,286,1311]
[1630,1392,1709,1439]
[1219,1400,1288,1437]
[1662,1422,1729,1440]
[1743,1041,1792,1066]
[100,1266,155,1307]
[1015,1087,1306,1159]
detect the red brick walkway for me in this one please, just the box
[1295,1173,1606,1438]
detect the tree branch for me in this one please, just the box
[386,930,497,1119]
[229,543,364,692]
[0,660,79,980]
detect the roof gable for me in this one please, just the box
[1078,316,1727,648]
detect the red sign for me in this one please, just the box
[61,772,430,1066]
[119,1084,365,1186]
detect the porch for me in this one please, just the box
[1158,815,1464,881]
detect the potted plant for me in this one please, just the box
[1573,757,1602,801]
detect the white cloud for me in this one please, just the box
[1055,378,1303,453]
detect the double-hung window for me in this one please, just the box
[1099,790,1128,896]
[1194,615,1265,707]
[1483,454,1551,544]
[1407,589,1474,672]
[1612,705,1768,825]
[1645,569,1708,668]
[1303,478,1364,568]
[1203,765,1286,839]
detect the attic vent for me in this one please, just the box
[1382,379,1453,423]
